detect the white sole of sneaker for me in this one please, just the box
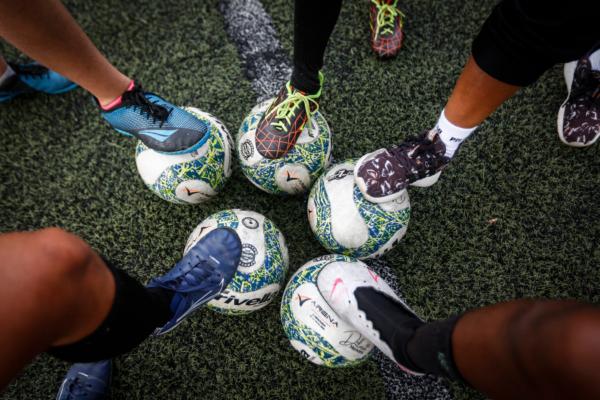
[410,171,442,187]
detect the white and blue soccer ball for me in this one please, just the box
[236,99,332,195]
[307,160,410,259]
[185,209,289,315]
[135,107,233,204]
[280,254,374,367]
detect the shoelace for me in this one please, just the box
[267,82,321,132]
[121,85,172,127]
[389,132,446,177]
[372,0,405,39]
[11,63,50,80]
[575,69,600,107]
[156,254,217,292]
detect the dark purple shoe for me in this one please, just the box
[354,129,450,203]
[557,48,600,147]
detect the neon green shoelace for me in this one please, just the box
[267,75,323,132]
[372,0,405,39]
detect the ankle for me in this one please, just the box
[435,109,477,158]
[97,80,134,110]
[406,315,466,382]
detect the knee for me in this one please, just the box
[29,228,95,286]
[559,309,600,374]
[509,301,600,393]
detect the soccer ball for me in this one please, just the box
[135,107,232,204]
[236,99,332,195]
[280,254,374,367]
[185,209,289,315]
[307,160,410,259]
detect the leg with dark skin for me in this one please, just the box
[453,299,600,399]
[443,56,521,128]
[0,228,115,389]
[0,0,130,105]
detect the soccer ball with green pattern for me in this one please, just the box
[307,160,410,259]
[280,254,374,367]
[236,99,332,195]
[185,209,289,315]
[135,107,232,205]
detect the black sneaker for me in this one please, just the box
[557,48,600,147]
[354,128,449,203]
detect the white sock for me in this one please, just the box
[435,109,477,158]
[0,64,16,87]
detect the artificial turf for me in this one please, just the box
[1,0,598,399]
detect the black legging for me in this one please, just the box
[472,0,600,86]
[291,0,343,94]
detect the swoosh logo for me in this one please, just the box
[286,171,299,182]
[138,129,178,142]
[185,187,202,196]
[368,270,380,283]
[330,277,344,299]
[297,294,312,307]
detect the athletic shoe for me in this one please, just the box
[355,128,449,203]
[369,0,405,58]
[317,261,424,375]
[557,48,600,147]
[147,228,242,335]
[56,360,112,400]
[100,82,210,155]
[254,73,323,159]
[0,63,77,102]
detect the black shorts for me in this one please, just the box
[472,0,600,86]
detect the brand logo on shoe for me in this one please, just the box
[330,278,345,299]
[368,270,380,283]
[297,294,312,307]
[139,129,178,142]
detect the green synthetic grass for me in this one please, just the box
[1,0,598,399]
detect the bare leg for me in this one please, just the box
[453,300,600,399]
[444,56,521,128]
[0,228,115,389]
[0,0,130,105]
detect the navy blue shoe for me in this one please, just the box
[148,228,242,335]
[0,63,77,102]
[56,360,112,400]
[100,82,210,154]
